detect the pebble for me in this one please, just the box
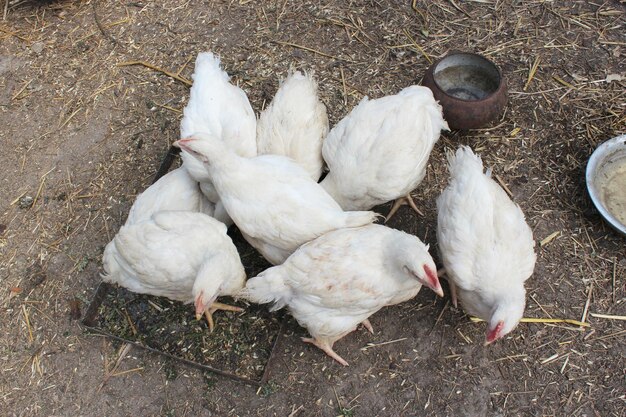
[19,195,34,209]
[31,42,44,54]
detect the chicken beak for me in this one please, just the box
[433,283,444,298]
[484,320,505,345]
[173,138,193,151]
[424,265,444,297]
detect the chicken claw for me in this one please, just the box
[210,301,244,313]
[385,194,424,223]
[361,319,374,334]
[302,337,349,366]
[202,302,244,333]
[203,310,215,332]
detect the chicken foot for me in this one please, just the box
[437,268,458,308]
[361,319,374,334]
[203,302,244,332]
[302,337,349,366]
[385,194,424,223]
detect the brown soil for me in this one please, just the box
[1,1,624,416]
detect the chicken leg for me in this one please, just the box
[202,302,244,332]
[361,319,374,334]
[385,194,424,223]
[302,337,348,366]
[437,268,458,308]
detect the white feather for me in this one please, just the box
[257,71,329,181]
[321,85,448,210]
[437,146,536,336]
[242,225,436,345]
[179,134,377,265]
[125,167,215,225]
[180,52,257,222]
[102,211,245,306]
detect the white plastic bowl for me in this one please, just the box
[585,134,626,236]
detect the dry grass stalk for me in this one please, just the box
[58,108,82,130]
[469,316,590,327]
[99,342,133,390]
[589,330,626,342]
[271,40,344,61]
[11,78,32,100]
[175,55,194,77]
[540,351,573,366]
[612,258,617,303]
[402,29,432,64]
[589,313,626,321]
[288,405,304,417]
[147,299,164,312]
[523,56,541,91]
[429,300,449,334]
[31,168,54,210]
[108,367,144,378]
[21,305,34,342]
[494,174,513,198]
[122,309,138,335]
[540,231,560,247]
[552,75,575,89]
[155,103,181,113]
[529,293,553,319]
[581,284,593,325]
[360,338,408,351]
[0,26,30,42]
[117,61,192,86]
[10,190,27,206]
[339,66,348,106]
[446,0,471,18]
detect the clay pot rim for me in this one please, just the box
[429,52,506,104]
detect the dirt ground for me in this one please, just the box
[1,0,625,416]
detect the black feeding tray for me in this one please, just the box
[82,145,284,386]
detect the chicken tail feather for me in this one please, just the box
[446,145,485,179]
[343,210,380,228]
[239,268,290,312]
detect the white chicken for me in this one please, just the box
[174,134,377,265]
[101,211,246,331]
[125,167,214,225]
[256,70,329,181]
[240,224,444,366]
[320,85,449,221]
[180,52,257,224]
[436,146,536,344]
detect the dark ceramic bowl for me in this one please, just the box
[422,52,507,130]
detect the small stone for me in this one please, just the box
[19,196,34,209]
[291,49,304,59]
[30,82,43,92]
[606,73,624,83]
[31,42,44,54]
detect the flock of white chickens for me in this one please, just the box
[101,52,537,366]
